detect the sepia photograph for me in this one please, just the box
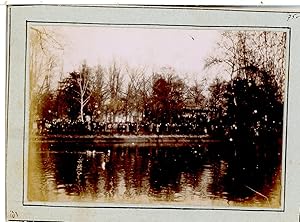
[7,4,300,222]
[26,25,288,209]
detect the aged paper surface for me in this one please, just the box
[5,5,300,222]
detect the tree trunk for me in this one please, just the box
[80,96,84,122]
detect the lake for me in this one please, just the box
[27,139,282,209]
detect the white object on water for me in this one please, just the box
[101,162,106,170]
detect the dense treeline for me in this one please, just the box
[33,64,209,135]
[29,28,286,143]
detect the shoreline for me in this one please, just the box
[30,134,223,147]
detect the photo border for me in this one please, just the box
[6,5,299,221]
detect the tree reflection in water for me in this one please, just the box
[32,140,281,207]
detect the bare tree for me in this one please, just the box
[77,63,93,122]
[185,80,206,109]
[204,30,287,101]
[29,26,64,133]
[29,26,64,95]
[105,61,124,122]
[122,82,134,122]
[124,66,147,122]
[138,72,153,123]
[59,62,92,122]
[89,64,107,121]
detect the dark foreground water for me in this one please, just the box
[27,140,282,208]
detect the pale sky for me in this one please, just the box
[51,25,221,84]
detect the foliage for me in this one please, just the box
[204,30,286,144]
[223,77,283,141]
[146,72,186,125]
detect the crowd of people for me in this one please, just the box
[35,117,211,136]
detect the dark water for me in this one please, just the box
[28,140,282,208]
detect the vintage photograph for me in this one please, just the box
[26,25,287,209]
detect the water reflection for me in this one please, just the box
[28,141,281,208]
